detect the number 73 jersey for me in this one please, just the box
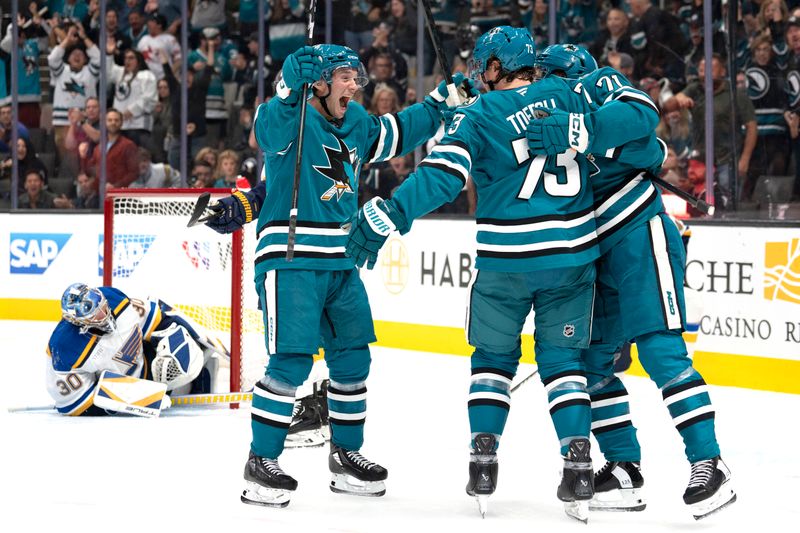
[391,76,599,273]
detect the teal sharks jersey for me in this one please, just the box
[252,98,440,276]
[391,77,601,273]
[569,67,667,253]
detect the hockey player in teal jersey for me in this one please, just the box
[205,43,476,508]
[346,26,605,522]
[529,44,736,520]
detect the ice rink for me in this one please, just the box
[2,319,798,532]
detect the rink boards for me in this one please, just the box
[0,213,798,394]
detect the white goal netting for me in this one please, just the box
[104,189,267,392]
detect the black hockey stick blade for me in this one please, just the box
[646,171,716,216]
[187,192,220,227]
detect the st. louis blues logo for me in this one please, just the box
[314,136,360,201]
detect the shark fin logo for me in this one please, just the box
[764,239,800,304]
[315,137,358,202]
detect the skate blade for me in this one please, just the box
[589,488,646,512]
[330,473,386,497]
[690,485,737,520]
[285,429,327,448]
[241,481,292,508]
[475,495,489,518]
[564,501,589,523]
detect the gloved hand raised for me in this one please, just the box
[425,72,480,113]
[205,190,260,234]
[344,197,407,269]
[280,45,323,94]
[526,108,593,156]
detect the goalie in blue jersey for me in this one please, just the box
[345,26,620,522]
[46,283,227,417]
[203,43,476,507]
[527,44,735,520]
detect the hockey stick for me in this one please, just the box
[8,391,254,414]
[186,192,220,227]
[419,0,461,101]
[510,366,539,394]
[286,0,319,262]
[646,171,716,216]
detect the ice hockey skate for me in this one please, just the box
[683,456,736,520]
[241,451,298,508]
[465,433,498,518]
[557,438,594,523]
[329,444,388,497]
[589,461,646,512]
[286,379,330,448]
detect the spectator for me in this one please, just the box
[346,0,383,54]
[132,147,181,187]
[369,83,401,115]
[664,54,758,210]
[785,108,800,199]
[239,0,272,39]
[590,7,634,67]
[656,107,693,160]
[195,146,219,173]
[190,159,214,188]
[684,13,728,81]
[19,169,57,209]
[187,27,233,148]
[106,46,158,148]
[3,137,47,193]
[151,78,172,162]
[48,23,100,166]
[607,51,636,83]
[784,16,800,198]
[0,13,44,128]
[387,0,417,57]
[0,104,31,153]
[364,52,406,107]
[626,0,689,82]
[86,6,133,66]
[82,108,139,188]
[190,0,227,34]
[213,149,240,188]
[161,49,213,168]
[64,97,101,172]
[530,0,550,51]
[559,0,599,46]
[126,9,149,49]
[269,0,307,63]
[73,167,100,208]
[227,106,257,156]
[51,0,90,21]
[153,0,183,36]
[138,12,182,80]
[744,34,790,201]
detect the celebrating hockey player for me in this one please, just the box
[204,43,476,507]
[345,26,629,522]
[528,44,736,520]
[47,283,225,416]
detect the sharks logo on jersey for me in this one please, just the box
[64,78,87,96]
[314,136,360,201]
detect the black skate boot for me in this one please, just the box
[241,451,297,508]
[285,380,331,448]
[465,433,498,518]
[589,461,646,512]
[557,438,594,523]
[329,444,388,497]
[683,456,736,520]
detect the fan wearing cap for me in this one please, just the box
[137,12,182,80]
[202,43,478,508]
[45,283,227,416]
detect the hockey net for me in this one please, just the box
[103,188,266,394]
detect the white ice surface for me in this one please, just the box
[2,320,798,532]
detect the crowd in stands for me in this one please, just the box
[0,0,799,219]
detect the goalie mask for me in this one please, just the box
[534,44,598,80]
[61,283,116,334]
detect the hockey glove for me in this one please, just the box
[344,197,407,270]
[277,45,323,101]
[526,108,594,156]
[425,72,479,114]
[205,190,260,234]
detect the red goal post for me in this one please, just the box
[103,188,266,394]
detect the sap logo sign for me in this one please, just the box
[97,234,156,277]
[10,233,72,274]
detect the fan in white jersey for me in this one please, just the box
[46,283,226,416]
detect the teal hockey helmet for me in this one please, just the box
[535,44,598,80]
[468,26,537,83]
[61,283,115,333]
[314,44,369,88]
